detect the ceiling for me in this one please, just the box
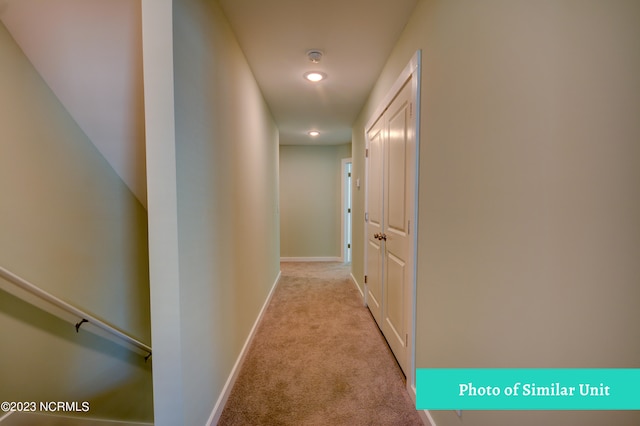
[0,0,417,206]
[218,0,418,146]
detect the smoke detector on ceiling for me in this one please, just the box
[306,49,324,64]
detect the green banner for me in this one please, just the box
[416,368,640,410]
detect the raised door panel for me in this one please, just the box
[382,80,413,374]
[365,120,385,325]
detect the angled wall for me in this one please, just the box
[0,20,152,423]
[143,0,280,424]
[353,1,640,425]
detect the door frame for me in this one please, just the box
[363,50,421,395]
[341,158,353,263]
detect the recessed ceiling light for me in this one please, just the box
[304,71,326,82]
[308,131,320,136]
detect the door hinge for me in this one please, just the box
[365,212,369,222]
[365,148,369,158]
[410,102,413,118]
[348,172,351,177]
[348,208,351,213]
[364,275,368,284]
[405,333,409,347]
[348,243,351,249]
[408,220,410,235]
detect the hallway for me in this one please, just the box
[3,2,640,425]
[218,262,422,425]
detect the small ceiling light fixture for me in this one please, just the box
[308,131,320,137]
[304,71,326,82]
[306,49,324,64]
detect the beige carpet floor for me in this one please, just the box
[218,262,423,425]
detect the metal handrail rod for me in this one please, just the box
[0,265,151,357]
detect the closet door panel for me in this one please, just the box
[365,120,385,325]
[381,80,413,374]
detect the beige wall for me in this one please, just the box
[143,0,280,424]
[280,144,351,259]
[353,1,640,425]
[0,20,152,422]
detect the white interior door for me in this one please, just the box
[381,80,413,374]
[364,73,416,376]
[366,118,385,324]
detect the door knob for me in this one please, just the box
[373,233,380,240]
[380,233,387,241]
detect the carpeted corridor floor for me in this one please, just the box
[218,262,423,425]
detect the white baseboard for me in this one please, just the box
[0,412,152,425]
[350,272,364,299]
[409,384,437,426]
[206,270,282,425]
[419,410,437,426]
[280,257,342,262]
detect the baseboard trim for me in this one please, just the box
[0,412,153,425]
[350,272,364,299]
[419,410,437,426]
[409,384,437,426]
[207,270,282,425]
[280,257,342,262]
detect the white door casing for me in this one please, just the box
[342,159,353,264]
